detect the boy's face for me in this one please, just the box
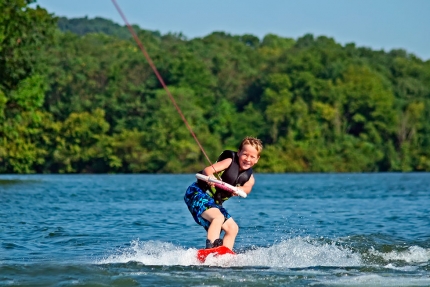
[237,144,260,170]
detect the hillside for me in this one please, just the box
[2,4,430,173]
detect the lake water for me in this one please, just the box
[1,173,430,286]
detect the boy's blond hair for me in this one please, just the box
[239,136,263,155]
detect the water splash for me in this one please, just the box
[98,240,199,265]
[98,237,362,268]
[232,237,362,268]
[370,245,430,263]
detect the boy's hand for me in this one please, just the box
[208,175,216,187]
[233,187,245,197]
[233,186,247,198]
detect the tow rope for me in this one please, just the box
[111,0,218,173]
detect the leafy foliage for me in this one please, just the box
[1,5,430,173]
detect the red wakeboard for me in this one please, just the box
[197,246,235,262]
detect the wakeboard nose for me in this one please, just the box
[197,246,235,262]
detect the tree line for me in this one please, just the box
[1,0,429,173]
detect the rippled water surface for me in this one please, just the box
[1,173,430,286]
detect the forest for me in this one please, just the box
[1,0,430,173]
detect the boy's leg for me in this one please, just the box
[201,208,225,244]
[221,218,239,250]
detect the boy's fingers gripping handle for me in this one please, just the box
[195,173,247,198]
[232,187,247,198]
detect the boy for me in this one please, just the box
[184,136,263,250]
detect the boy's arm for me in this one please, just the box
[202,158,232,177]
[238,174,255,195]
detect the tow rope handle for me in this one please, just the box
[195,174,247,198]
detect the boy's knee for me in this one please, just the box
[225,220,239,235]
[211,214,225,224]
[232,223,239,234]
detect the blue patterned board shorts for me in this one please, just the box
[184,182,231,231]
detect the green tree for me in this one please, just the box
[52,109,112,173]
[0,0,56,172]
